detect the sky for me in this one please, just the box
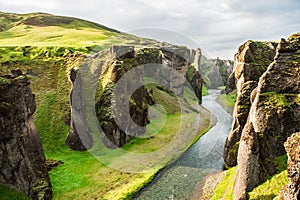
[0,0,299,59]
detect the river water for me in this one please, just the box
[134,90,233,200]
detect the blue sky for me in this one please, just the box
[0,0,299,59]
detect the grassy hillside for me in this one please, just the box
[0,12,211,199]
[0,12,155,48]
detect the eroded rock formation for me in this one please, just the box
[66,67,94,151]
[66,45,203,148]
[280,132,300,200]
[0,70,52,200]
[224,41,277,167]
[201,57,233,89]
[96,46,203,147]
[232,33,300,199]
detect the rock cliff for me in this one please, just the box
[201,57,233,89]
[66,45,203,149]
[232,33,300,199]
[0,70,52,199]
[224,40,278,167]
[280,132,300,200]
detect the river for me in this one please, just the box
[134,90,233,200]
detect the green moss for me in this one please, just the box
[145,83,180,114]
[186,65,195,82]
[35,92,70,154]
[0,184,30,200]
[261,92,300,120]
[32,179,51,199]
[274,155,288,173]
[0,76,11,84]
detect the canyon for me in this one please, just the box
[0,11,299,200]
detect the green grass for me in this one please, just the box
[248,170,287,200]
[0,185,30,200]
[212,155,288,200]
[202,85,208,96]
[33,78,211,199]
[248,155,288,200]
[216,92,237,108]
[211,166,237,200]
[0,12,122,48]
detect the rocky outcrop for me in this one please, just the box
[96,46,150,147]
[66,67,93,151]
[194,48,202,72]
[280,132,300,200]
[224,41,277,167]
[0,70,52,200]
[66,45,203,148]
[96,46,203,147]
[201,57,233,89]
[233,33,300,199]
[225,73,236,94]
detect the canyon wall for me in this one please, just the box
[201,57,234,89]
[227,33,300,199]
[66,45,203,149]
[224,40,277,167]
[0,70,52,199]
[280,132,300,200]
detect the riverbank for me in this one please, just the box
[215,92,236,115]
[134,90,233,199]
[192,90,236,199]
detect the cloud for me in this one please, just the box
[0,0,299,59]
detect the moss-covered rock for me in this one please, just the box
[233,32,300,199]
[280,132,300,200]
[224,40,278,168]
[0,71,51,200]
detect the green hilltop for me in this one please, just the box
[0,11,141,47]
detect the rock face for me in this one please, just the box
[96,46,148,147]
[96,46,203,147]
[281,132,300,200]
[0,70,52,199]
[66,67,94,151]
[201,57,234,89]
[224,41,277,167]
[66,45,203,148]
[232,33,300,199]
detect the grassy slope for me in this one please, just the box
[216,92,237,108]
[211,155,288,199]
[0,12,211,199]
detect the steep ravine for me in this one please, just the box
[134,90,233,200]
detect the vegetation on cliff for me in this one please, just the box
[215,32,300,200]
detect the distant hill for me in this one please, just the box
[0,11,158,48]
